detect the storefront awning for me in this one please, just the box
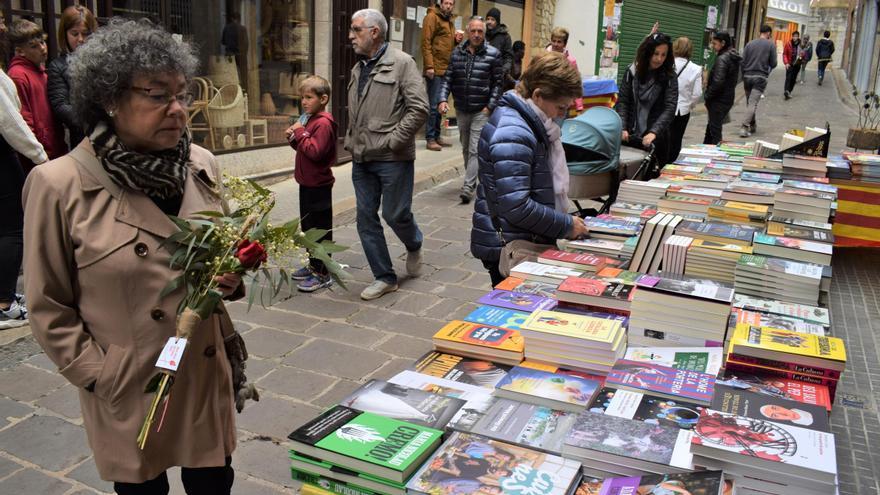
[767,0,812,24]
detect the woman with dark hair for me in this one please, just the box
[703,31,741,144]
[616,32,678,168]
[47,4,97,149]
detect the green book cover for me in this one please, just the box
[290,466,382,495]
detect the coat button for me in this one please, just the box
[134,243,149,257]
[204,345,216,357]
[150,308,165,321]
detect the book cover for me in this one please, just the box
[736,255,823,280]
[689,239,753,255]
[557,278,635,305]
[340,380,466,430]
[495,277,560,298]
[741,171,781,183]
[676,220,758,244]
[767,215,832,232]
[565,238,626,252]
[639,276,735,304]
[726,352,841,379]
[539,249,609,268]
[511,261,585,281]
[691,409,836,477]
[722,360,839,397]
[732,294,831,326]
[753,233,832,255]
[464,306,531,331]
[388,370,498,430]
[290,452,407,495]
[730,309,827,336]
[406,432,581,495]
[287,405,443,479]
[783,180,837,195]
[711,384,830,432]
[580,471,726,495]
[589,387,707,430]
[478,290,558,313]
[495,366,601,408]
[766,223,834,243]
[433,321,525,353]
[606,360,715,404]
[521,310,623,345]
[584,216,641,235]
[411,351,511,388]
[564,410,683,466]
[594,267,645,285]
[291,467,385,495]
[728,323,847,364]
[716,371,832,411]
[452,398,577,454]
[623,347,723,375]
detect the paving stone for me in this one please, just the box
[0,469,71,493]
[282,340,388,380]
[367,357,414,382]
[376,335,430,360]
[275,295,361,320]
[237,307,320,333]
[0,415,88,471]
[345,307,391,330]
[420,298,469,320]
[257,366,336,401]
[66,459,113,492]
[0,455,22,479]
[0,365,67,402]
[348,287,409,308]
[377,313,446,340]
[425,226,470,243]
[332,251,370,270]
[425,267,471,284]
[311,379,363,409]
[23,352,56,372]
[236,397,320,441]
[305,321,384,347]
[428,284,488,303]
[0,396,34,427]
[244,357,277,382]
[419,250,472,268]
[234,438,294,488]
[241,327,309,359]
[387,293,444,316]
[233,477,288,494]
[35,384,82,420]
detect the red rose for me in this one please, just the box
[235,239,268,269]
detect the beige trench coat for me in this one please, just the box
[22,140,237,483]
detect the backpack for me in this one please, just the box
[816,39,834,59]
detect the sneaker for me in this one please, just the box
[297,274,333,292]
[14,293,25,305]
[784,91,791,100]
[360,280,399,300]
[406,249,423,277]
[0,301,28,330]
[459,193,472,204]
[436,137,453,147]
[291,267,313,280]
[426,140,442,151]
[738,126,751,138]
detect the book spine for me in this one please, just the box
[723,360,839,396]
[290,468,382,495]
[726,352,842,379]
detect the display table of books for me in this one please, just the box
[285,141,852,495]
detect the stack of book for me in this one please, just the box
[783,179,837,198]
[741,170,781,183]
[752,233,833,265]
[827,154,853,180]
[707,200,770,227]
[630,212,683,273]
[584,214,641,240]
[576,471,728,495]
[782,154,828,179]
[752,140,781,157]
[661,234,693,275]
[675,220,758,247]
[678,173,733,190]
[706,162,744,176]
[339,380,467,430]
[431,320,525,366]
[617,179,670,205]
[510,261,584,285]
[629,276,734,347]
[660,163,705,177]
[767,215,833,242]
[773,187,835,223]
[732,293,831,330]
[536,249,608,272]
[493,365,602,412]
[734,254,823,305]
[623,345,724,375]
[656,194,711,220]
[743,155,783,172]
[477,289,557,312]
[410,351,511,388]
[683,239,753,283]
[716,368,833,412]
[845,152,880,182]
[605,359,716,405]
[609,201,658,222]
[555,276,636,314]
[519,309,626,374]
[556,238,627,259]
[720,180,780,204]
[464,305,529,331]
[730,307,828,336]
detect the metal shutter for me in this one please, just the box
[617,0,715,83]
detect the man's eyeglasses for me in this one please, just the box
[349,25,375,34]
[130,86,195,107]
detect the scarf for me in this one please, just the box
[524,97,569,213]
[90,121,191,200]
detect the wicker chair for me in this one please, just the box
[187,77,215,149]
[207,84,246,148]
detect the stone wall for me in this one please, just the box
[532,0,558,54]
[806,6,850,68]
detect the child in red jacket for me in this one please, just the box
[285,75,337,292]
[7,20,66,172]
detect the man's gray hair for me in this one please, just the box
[352,9,387,39]
[68,17,199,133]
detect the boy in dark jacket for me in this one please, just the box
[7,20,66,172]
[815,31,835,86]
[285,76,338,292]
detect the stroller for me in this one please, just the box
[562,106,654,216]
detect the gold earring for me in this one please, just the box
[108,109,115,117]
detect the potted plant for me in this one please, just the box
[847,88,880,150]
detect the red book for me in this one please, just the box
[722,361,836,407]
[556,277,636,312]
[719,369,832,411]
[537,249,608,272]
[726,352,842,380]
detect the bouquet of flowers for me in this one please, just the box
[137,176,346,449]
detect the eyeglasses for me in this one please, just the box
[349,25,375,34]
[130,86,195,107]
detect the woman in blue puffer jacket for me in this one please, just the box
[471,51,589,286]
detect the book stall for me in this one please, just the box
[285,127,857,495]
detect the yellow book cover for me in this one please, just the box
[729,323,847,363]
[521,310,623,345]
[690,239,754,255]
[721,201,770,214]
[519,360,559,372]
[432,321,525,353]
[299,484,334,495]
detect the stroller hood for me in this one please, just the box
[562,106,621,176]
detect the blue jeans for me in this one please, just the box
[352,161,423,284]
[425,76,442,141]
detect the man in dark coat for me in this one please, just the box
[485,8,514,91]
[703,31,741,145]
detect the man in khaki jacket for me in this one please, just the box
[346,9,428,300]
[421,0,455,151]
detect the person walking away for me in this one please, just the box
[346,9,428,300]
[421,0,456,151]
[547,27,584,112]
[703,31,741,145]
[7,20,66,172]
[48,5,97,151]
[616,32,678,169]
[668,36,702,163]
[815,31,835,86]
[439,17,503,205]
[0,19,48,329]
[739,24,777,138]
[510,41,525,87]
[471,51,588,286]
[798,34,813,84]
[783,31,801,99]
[485,8,513,92]
[285,76,337,292]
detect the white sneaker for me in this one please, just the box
[739,127,751,138]
[406,249,423,277]
[360,280,399,300]
[0,301,28,330]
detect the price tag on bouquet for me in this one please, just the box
[155,337,188,372]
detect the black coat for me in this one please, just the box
[439,41,503,113]
[705,48,742,106]
[616,64,678,138]
[47,53,85,147]
[486,24,513,81]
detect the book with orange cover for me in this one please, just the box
[432,321,524,365]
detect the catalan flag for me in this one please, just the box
[831,181,880,247]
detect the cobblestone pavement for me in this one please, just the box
[0,67,875,494]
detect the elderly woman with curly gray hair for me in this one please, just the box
[22,19,245,494]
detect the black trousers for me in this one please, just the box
[666,113,691,165]
[703,102,731,145]
[114,457,233,495]
[0,150,25,303]
[299,185,333,275]
[784,64,801,94]
[482,259,505,288]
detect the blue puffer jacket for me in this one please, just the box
[471,92,573,262]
